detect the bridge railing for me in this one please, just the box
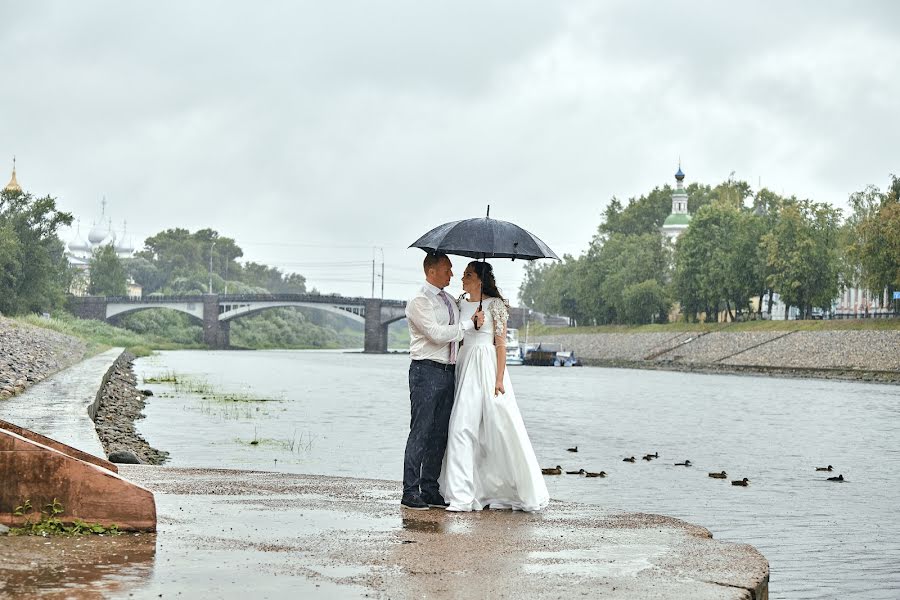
[99,293,406,307]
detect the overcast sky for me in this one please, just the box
[2,1,898,302]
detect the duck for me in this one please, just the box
[731,478,750,486]
[816,465,833,472]
[623,456,636,463]
[827,474,845,482]
[566,468,586,475]
[585,471,607,478]
[674,460,692,467]
[541,465,563,475]
[567,446,578,453]
[708,471,727,479]
[642,452,658,461]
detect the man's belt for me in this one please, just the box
[413,359,456,372]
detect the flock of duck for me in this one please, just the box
[542,447,847,486]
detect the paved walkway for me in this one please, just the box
[0,348,123,459]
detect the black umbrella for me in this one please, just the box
[409,206,559,261]
[409,206,558,327]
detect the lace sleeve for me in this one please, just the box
[489,299,509,339]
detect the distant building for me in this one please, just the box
[661,164,691,240]
[66,198,139,297]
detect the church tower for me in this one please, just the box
[4,157,22,193]
[661,163,691,240]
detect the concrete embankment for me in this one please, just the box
[0,316,167,464]
[0,466,770,599]
[531,329,900,383]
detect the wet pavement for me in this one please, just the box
[0,348,123,459]
[1,466,768,599]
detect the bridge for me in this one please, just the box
[67,294,408,352]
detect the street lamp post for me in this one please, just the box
[208,240,216,294]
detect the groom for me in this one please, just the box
[402,253,483,510]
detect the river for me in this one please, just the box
[134,349,900,599]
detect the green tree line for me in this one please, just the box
[520,175,900,324]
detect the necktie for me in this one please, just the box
[438,290,457,364]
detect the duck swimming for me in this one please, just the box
[827,474,845,482]
[623,456,636,463]
[675,460,692,467]
[541,465,563,475]
[585,471,607,478]
[642,452,658,461]
[567,446,578,453]
[708,471,727,479]
[731,478,750,486]
[566,469,586,475]
[816,465,833,472]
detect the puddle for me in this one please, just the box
[524,545,666,578]
[401,517,447,534]
[156,495,396,542]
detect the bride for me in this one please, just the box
[439,261,550,512]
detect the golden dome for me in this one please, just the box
[4,158,22,193]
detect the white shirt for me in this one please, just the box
[406,282,473,363]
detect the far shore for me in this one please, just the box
[526,322,900,384]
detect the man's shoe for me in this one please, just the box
[421,492,450,509]
[401,495,429,510]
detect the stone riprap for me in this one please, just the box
[722,330,900,371]
[0,317,87,400]
[532,329,900,383]
[534,332,697,362]
[654,331,790,364]
[94,352,169,465]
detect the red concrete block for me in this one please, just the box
[0,429,156,531]
[0,419,118,473]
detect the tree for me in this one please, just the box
[577,232,671,324]
[673,202,763,321]
[0,187,73,314]
[762,199,841,318]
[846,175,900,296]
[89,244,127,296]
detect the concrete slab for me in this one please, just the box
[0,466,768,599]
[0,348,123,459]
[0,428,156,531]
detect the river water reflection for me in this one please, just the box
[135,350,900,599]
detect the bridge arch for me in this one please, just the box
[218,301,366,324]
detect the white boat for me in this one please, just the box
[505,328,523,365]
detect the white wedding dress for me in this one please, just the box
[439,297,550,512]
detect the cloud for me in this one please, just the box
[1,1,897,302]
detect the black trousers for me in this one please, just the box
[403,361,455,497]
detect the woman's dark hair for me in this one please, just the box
[468,261,505,303]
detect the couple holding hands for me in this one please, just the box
[402,253,549,513]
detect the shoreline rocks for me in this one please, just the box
[0,318,87,400]
[94,352,169,465]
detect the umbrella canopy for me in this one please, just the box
[409,215,559,261]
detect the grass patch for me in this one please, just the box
[15,311,205,357]
[527,318,900,336]
[9,499,121,537]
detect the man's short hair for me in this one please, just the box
[423,252,449,274]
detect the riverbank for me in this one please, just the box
[529,327,900,383]
[94,351,169,465]
[0,316,87,400]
